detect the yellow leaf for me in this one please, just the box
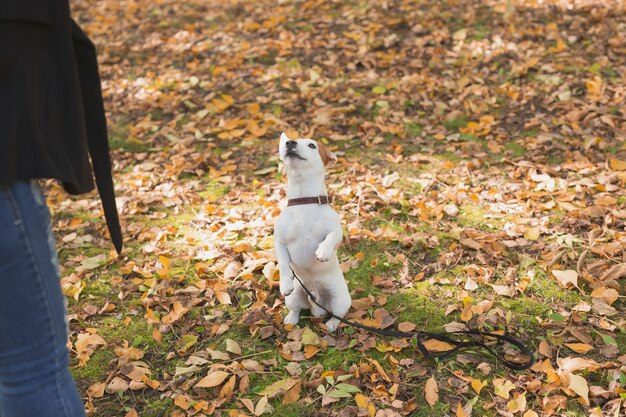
[558,370,589,405]
[609,158,626,171]
[460,304,473,322]
[507,392,527,413]
[355,393,369,408]
[456,403,467,417]
[424,376,438,407]
[524,227,540,241]
[470,378,487,395]
[195,371,230,388]
[159,255,171,270]
[355,393,376,416]
[564,343,593,354]
[247,103,260,116]
[493,378,515,399]
[523,411,539,417]
[423,339,455,352]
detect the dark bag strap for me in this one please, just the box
[71,21,123,254]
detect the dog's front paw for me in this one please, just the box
[325,318,340,333]
[284,311,300,326]
[315,243,334,262]
[280,276,294,296]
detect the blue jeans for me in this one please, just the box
[0,182,86,417]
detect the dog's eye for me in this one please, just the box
[308,143,316,149]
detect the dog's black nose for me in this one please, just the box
[286,140,297,148]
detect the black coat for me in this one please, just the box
[0,0,122,253]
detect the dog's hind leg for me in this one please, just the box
[284,284,310,326]
[324,286,351,332]
[310,302,328,318]
[308,285,331,317]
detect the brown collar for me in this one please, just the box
[287,195,332,206]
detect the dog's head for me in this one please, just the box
[279,132,336,172]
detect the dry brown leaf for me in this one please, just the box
[105,377,129,394]
[195,371,230,388]
[557,370,589,405]
[425,376,438,407]
[282,380,301,405]
[124,409,139,417]
[422,339,456,352]
[86,382,106,398]
[552,270,578,288]
[564,343,593,354]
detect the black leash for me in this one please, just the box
[290,269,534,371]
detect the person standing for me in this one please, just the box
[0,1,122,416]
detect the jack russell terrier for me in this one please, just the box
[274,132,351,332]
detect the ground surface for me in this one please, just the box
[51,0,625,416]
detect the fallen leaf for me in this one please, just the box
[124,409,139,417]
[423,339,456,352]
[86,382,106,398]
[282,380,301,405]
[564,343,593,354]
[493,378,515,399]
[609,158,626,171]
[226,339,242,355]
[195,371,230,388]
[425,376,438,407]
[254,396,269,416]
[257,378,298,397]
[507,392,527,413]
[301,327,321,346]
[552,269,578,288]
[590,287,619,305]
[106,377,129,394]
[558,370,589,405]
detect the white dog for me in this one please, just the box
[274,132,351,332]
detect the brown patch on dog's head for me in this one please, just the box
[317,143,336,166]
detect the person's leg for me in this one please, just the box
[0,182,86,417]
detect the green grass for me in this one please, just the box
[504,141,527,158]
[141,397,175,417]
[405,122,424,138]
[269,401,315,417]
[97,316,162,350]
[108,119,149,152]
[72,349,115,382]
[443,116,469,132]
[386,287,449,330]
[457,203,506,230]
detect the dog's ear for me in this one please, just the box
[279,132,289,161]
[318,143,337,166]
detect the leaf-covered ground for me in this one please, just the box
[52,0,625,416]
